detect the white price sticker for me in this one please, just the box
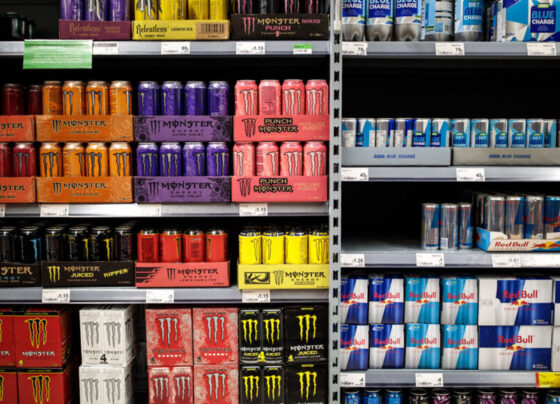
[341,254,365,267]
[456,167,485,182]
[42,289,70,303]
[136,204,162,217]
[239,203,268,217]
[416,253,445,267]
[93,42,119,55]
[236,42,265,55]
[342,42,368,56]
[492,254,522,268]
[341,167,369,182]
[146,289,175,304]
[521,254,560,267]
[527,43,557,56]
[416,373,444,387]
[40,204,70,217]
[242,290,271,303]
[161,42,191,55]
[340,373,366,388]
[0,204,5,217]
[435,42,465,56]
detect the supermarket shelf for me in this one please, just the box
[3,202,328,217]
[341,370,538,388]
[0,286,328,304]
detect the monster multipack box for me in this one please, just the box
[284,306,327,364]
[14,307,73,368]
[148,366,194,404]
[194,365,239,404]
[193,307,238,365]
[146,308,193,367]
[80,362,134,404]
[0,368,17,403]
[0,309,15,367]
[18,363,74,404]
[240,309,284,364]
[240,365,285,404]
[285,363,327,404]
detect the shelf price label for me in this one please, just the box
[0,204,5,217]
[435,42,465,56]
[236,42,265,55]
[40,204,70,217]
[24,40,93,69]
[527,43,557,57]
[340,373,366,388]
[341,167,369,182]
[42,289,70,303]
[239,203,268,216]
[136,204,162,217]
[521,254,560,267]
[416,253,445,267]
[492,254,521,268]
[161,41,191,55]
[146,289,175,304]
[537,372,560,388]
[416,373,444,387]
[341,254,365,267]
[242,290,271,303]
[293,43,312,54]
[93,42,119,55]
[342,42,368,56]
[456,167,485,182]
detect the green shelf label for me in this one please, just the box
[24,40,93,69]
[293,43,312,54]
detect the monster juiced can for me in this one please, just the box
[239,228,262,265]
[262,229,285,264]
[241,366,264,404]
[239,309,263,364]
[183,142,206,176]
[309,227,329,264]
[135,0,158,19]
[160,142,182,176]
[207,142,230,176]
[262,309,283,363]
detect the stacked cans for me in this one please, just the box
[133,0,228,20]
[421,202,473,250]
[238,225,329,265]
[61,0,133,21]
[136,141,230,176]
[0,142,36,177]
[234,0,325,13]
[2,83,42,115]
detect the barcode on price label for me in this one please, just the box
[40,204,70,217]
[416,373,444,387]
[456,167,485,182]
[242,290,271,303]
[342,42,368,55]
[239,203,268,216]
[161,42,191,55]
[42,289,70,303]
[146,289,174,303]
[435,43,465,56]
[341,254,365,267]
[236,42,265,55]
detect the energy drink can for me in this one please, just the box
[62,80,86,115]
[239,309,262,364]
[441,276,478,325]
[89,226,114,261]
[42,80,63,115]
[343,0,366,41]
[159,142,182,176]
[343,118,358,147]
[235,80,258,116]
[369,324,405,369]
[12,142,37,177]
[160,0,187,19]
[458,203,473,249]
[433,390,452,404]
[505,196,525,239]
[499,391,518,404]
[138,81,160,115]
[262,308,283,363]
[259,80,282,115]
[478,391,496,404]
[386,390,404,404]
[208,81,230,116]
[63,142,86,177]
[206,142,230,176]
[2,83,23,115]
[239,228,262,265]
[485,196,505,233]
[394,118,414,147]
[376,118,394,147]
[431,118,451,147]
[304,141,327,176]
[85,0,108,20]
[210,0,228,20]
[341,324,369,370]
[161,81,184,116]
[440,203,458,250]
[109,142,132,176]
[413,119,431,147]
[188,0,209,19]
[256,142,279,176]
[280,142,303,176]
[308,227,329,264]
[160,229,182,263]
[545,196,560,239]
[341,275,369,324]
[109,81,133,115]
[422,0,453,41]
[240,366,263,404]
[453,391,472,404]
[137,229,159,263]
[86,81,109,115]
[45,226,64,261]
[115,226,135,261]
[490,119,508,147]
[454,0,483,40]
[206,228,228,262]
[0,226,16,262]
[0,143,10,177]
[343,390,361,404]
[366,0,393,41]
[363,390,382,404]
[27,84,43,115]
[525,195,544,239]
[471,118,489,148]
[61,0,84,20]
[183,142,206,176]
[305,80,329,116]
[39,142,63,177]
[18,226,42,263]
[357,118,375,147]
[85,142,109,177]
[405,277,440,324]
[182,229,205,262]
[136,142,159,176]
[263,366,284,403]
[67,226,88,261]
[508,119,527,148]
[521,391,538,404]
[442,325,478,369]
[285,363,327,403]
[233,142,255,176]
[544,119,557,148]
[405,324,441,369]
[451,118,471,147]
[110,0,132,20]
[285,228,308,264]
[284,305,327,363]
[527,119,545,148]
[262,229,285,264]
[135,0,158,19]
[421,203,440,250]
[369,275,404,324]
[546,391,560,404]
[282,79,305,116]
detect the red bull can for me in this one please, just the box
[369,324,405,369]
[341,275,368,324]
[545,196,560,239]
[376,118,394,147]
[505,196,525,240]
[340,324,369,370]
[440,203,458,250]
[421,203,440,250]
[485,196,505,233]
[368,275,404,324]
[458,203,473,249]
[525,195,544,239]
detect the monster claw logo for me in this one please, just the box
[296,314,317,343]
[241,318,258,344]
[63,90,74,115]
[206,372,226,401]
[241,116,257,137]
[104,378,121,403]
[242,16,256,33]
[47,266,61,283]
[238,177,252,197]
[87,152,103,177]
[14,152,30,177]
[174,376,191,400]
[204,316,225,345]
[297,371,317,401]
[234,151,245,176]
[87,90,103,115]
[41,152,61,177]
[52,182,63,196]
[167,268,176,281]
[306,151,327,176]
[263,318,280,345]
[284,89,303,115]
[282,151,302,176]
[26,318,47,348]
[273,270,284,286]
[267,151,279,174]
[28,375,50,404]
[83,321,100,347]
[112,152,130,177]
[160,153,180,176]
[104,322,122,347]
[81,378,99,403]
[136,0,157,19]
[158,317,179,347]
[243,375,260,401]
[313,238,329,263]
[139,153,157,176]
[263,239,273,261]
[306,88,325,116]
[153,377,169,400]
[265,375,282,401]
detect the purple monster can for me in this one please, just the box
[85,0,108,20]
[109,0,131,20]
[478,391,497,404]
[185,81,207,115]
[161,81,184,116]
[159,142,182,176]
[499,391,517,404]
[138,81,160,116]
[520,392,537,404]
[136,142,159,176]
[61,0,83,20]
[206,142,229,176]
[183,142,206,176]
[208,81,230,116]
[433,390,452,404]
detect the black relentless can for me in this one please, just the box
[45,226,64,262]
[90,226,114,261]
[67,226,88,261]
[410,389,430,404]
[18,226,42,263]
[0,226,16,262]
[115,225,135,261]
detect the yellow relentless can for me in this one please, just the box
[160,0,187,19]
[209,0,228,20]
[262,230,285,265]
[135,0,158,20]
[285,228,308,264]
[188,0,209,19]
[239,229,262,265]
[309,229,329,264]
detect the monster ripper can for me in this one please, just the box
[18,226,42,263]
[206,228,228,262]
[67,226,89,261]
[115,226,135,261]
[262,309,283,363]
[89,226,114,261]
[239,228,262,265]
[183,229,205,263]
[240,366,264,404]
[285,227,308,265]
[308,228,329,264]
[239,309,263,364]
[263,366,284,404]
[262,229,284,265]
[286,363,327,404]
[138,229,159,263]
[45,226,65,261]
[160,229,182,263]
[284,305,327,363]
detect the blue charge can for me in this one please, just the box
[385,390,404,404]
[362,389,382,404]
[342,390,361,404]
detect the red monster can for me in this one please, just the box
[0,143,12,177]
[306,79,329,115]
[27,84,43,115]
[258,79,282,115]
[12,142,36,177]
[193,307,238,365]
[235,80,258,116]
[182,229,205,263]
[149,366,194,404]
[2,83,24,115]
[304,141,328,176]
[206,229,228,262]
[280,141,303,176]
[160,229,182,263]
[138,229,160,263]
[256,142,279,176]
[282,79,305,115]
[233,142,255,177]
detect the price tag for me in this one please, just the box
[456,167,485,182]
[521,254,560,267]
[24,40,93,69]
[40,204,70,217]
[293,43,312,54]
[161,42,191,55]
[340,373,366,388]
[492,254,521,268]
[416,373,444,387]
[136,204,162,217]
[0,204,5,217]
[341,167,369,181]
[537,372,560,388]
[527,43,557,57]
[93,41,119,55]
[341,254,365,267]
[236,42,265,55]
[242,290,271,303]
[342,42,368,56]
[416,253,445,267]
[435,42,465,56]
[42,289,70,303]
[239,203,268,217]
[146,289,174,304]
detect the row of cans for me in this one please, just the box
[0,13,36,41]
[2,83,42,115]
[138,80,229,116]
[61,0,133,21]
[342,118,559,148]
[235,0,326,13]
[421,202,473,251]
[235,79,329,116]
[137,228,228,263]
[238,225,329,265]
[476,193,560,240]
[233,141,327,177]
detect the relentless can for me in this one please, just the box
[85,142,109,177]
[67,226,88,261]
[135,0,158,19]
[259,80,282,115]
[89,226,114,261]
[138,81,160,115]
[441,276,477,325]
[136,142,159,176]
[18,226,42,263]
[42,81,63,115]
[485,196,505,233]
[39,142,62,177]
[160,229,182,263]
[308,227,329,264]
[256,142,279,176]
[86,81,109,115]
[160,0,187,19]
[490,119,508,148]
[505,196,525,239]
[2,83,24,115]
[525,195,544,239]
[394,118,414,147]
[206,228,228,262]
[341,275,368,324]
[545,196,560,239]
[0,143,11,177]
[394,0,422,41]
[109,142,132,176]
[115,226,135,261]
[282,79,305,115]
[27,84,43,115]
[369,275,404,324]
[12,143,36,177]
[285,227,308,264]
[366,0,393,41]
[369,324,405,368]
[405,277,440,324]
[442,324,478,369]
[527,118,545,148]
[413,118,431,147]
[183,142,206,176]
[159,142,182,176]
[208,81,230,116]
[62,81,86,115]
[209,0,228,19]
[61,0,84,20]
[303,141,327,176]
[471,118,489,148]
[188,0,209,19]
[341,324,369,370]
[342,118,358,147]
[454,0,484,41]
[451,118,471,147]
[421,203,440,250]
[45,226,64,261]
[185,81,207,115]
[262,229,285,264]
[137,229,159,262]
[85,0,108,20]
[508,119,527,148]
[440,203,458,250]
[206,142,230,176]
[280,142,303,176]
[233,142,255,176]
[161,81,183,116]
[306,80,329,116]
[239,228,262,265]
[458,203,473,249]
[182,229,205,262]
[544,119,557,148]
[110,0,132,20]
[431,118,451,147]
[235,80,259,116]
[376,118,394,147]
[357,118,375,147]
[405,324,441,369]
[342,0,366,41]
[110,81,133,115]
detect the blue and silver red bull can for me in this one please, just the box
[385,390,403,404]
[341,324,369,370]
[441,276,477,325]
[458,203,473,249]
[405,324,441,369]
[185,81,207,115]
[394,118,414,147]
[368,274,404,324]
[544,119,557,148]
[505,196,525,240]
[527,119,545,148]
[431,118,450,147]
[208,81,230,116]
[358,118,375,147]
[342,390,361,404]
[508,119,527,148]
[471,118,489,148]
[413,119,431,147]
[545,196,560,239]
[451,118,470,147]
[138,81,160,116]
[369,324,405,369]
[342,275,369,324]
[405,277,440,324]
[161,81,184,116]
[490,118,508,148]
[362,389,382,404]
[421,203,440,250]
[525,196,544,240]
[442,325,478,369]
[376,118,394,147]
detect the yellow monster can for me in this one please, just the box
[209,0,228,20]
[239,229,262,265]
[135,0,158,20]
[285,228,308,264]
[262,230,285,265]
[309,229,329,264]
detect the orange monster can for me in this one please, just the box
[42,81,62,115]
[63,142,86,177]
[86,81,109,116]
[62,81,86,115]
[109,142,132,176]
[110,81,133,115]
[39,142,63,177]
[85,142,108,177]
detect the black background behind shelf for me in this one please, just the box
[0,0,59,38]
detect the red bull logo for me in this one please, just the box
[510,299,530,307]
[341,338,367,347]
[417,344,432,351]
[502,289,538,299]
[447,338,475,346]
[447,292,475,300]
[373,337,401,345]
[498,335,533,344]
[415,299,431,304]
[533,241,560,249]
[372,291,401,300]
[454,300,467,306]
[454,345,469,351]
[409,291,437,300]
[342,292,366,301]
[504,344,525,352]
[380,299,394,305]
[411,337,437,345]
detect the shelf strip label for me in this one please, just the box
[293,43,312,54]
[341,254,365,267]
[236,42,265,55]
[527,43,557,57]
[42,289,70,303]
[435,43,465,56]
[341,167,369,181]
[342,42,368,56]
[242,289,271,303]
[537,372,560,388]
[93,41,119,55]
[146,289,175,303]
[239,203,268,216]
[40,204,70,217]
[416,373,444,387]
[456,167,485,182]
[161,41,191,55]
[416,253,444,267]
[492,254,521,268]
[340,372,366,388]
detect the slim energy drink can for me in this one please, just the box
[135,0,158,19]
[259,80,282,115]
[453,391,472,404]
[262,229,284,264]
[499,391,518,404]
[39,142,62,177]
[160,229,182,263]
[421,203,440,250]
[12,143,36,177]
[233,142,255,176]
[42,81,63,115]
[357,118,375,147]
[110,0,132,21]
[340,324,369,370]
[138,81,160,115]
[2,84,24,115]
[394,118,414,147]
[239,228,262,265]
[544,119,557,148]
[342,118,358,147]
[478,391,496,404]
[413,118,431,147]
[235,80,258,116]
[61,0,84,20]
[386,390,404,404]
[471,118,489,148]
[525,195,544,239]
[137,229,159,262]
[109,142,132,176]
[508,119,526,148]
[136,142,159,176]
[545,196,560,239]
[0,143,10,177]
[115,226,135,261]
[306,79,329,116]
[431,118,451,147]
[208,81,230,116]
[490,119,508,147]
[285,228,308,264]
[159,142,182,176]
[369,324,405,368]
[458,203,473,249]
[368,275,404,324]
[185,81,207,115]
[160,0,186,19]
[376,118,394,147]
[405,324,441,369]
[183,229,205,262]
[527,119,545,148]
[161,81,184,116]
[86,81,109,115]
[62,81,86,115]
[485,196,505,233]
[85,142,109,176]
[505,196,525,239]
[67,226,88,261]
[432,390,452,404]
[256,142,279,176]
[110,81,133,115]
[188,0,209,19]
[183,142,206,176]
[206,142,229,176]
[308,228,329,263]
[282,79,305,115]
[451,118,471,147]
[341,275,368,324]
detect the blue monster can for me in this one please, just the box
[159,142,182,176]
[208,81,230,116]
[206,142,229,176]
[161,81,184,116]
[185,81,207,115]
[138,81,160,116]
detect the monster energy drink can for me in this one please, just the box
[159,142,182,176]
[206,142,230,176]
[263,366,284,403]
[89,226,114,261]
[183,142,206,176]
[262,229,285,265]
[137,81,160,115]
[241,366,264,404]
[136,142,159,176]
[239,228,262,265]
[0,226,16,262]
[45,226,65,262]
[285,227,308,264]
[239,309,263,364]
[67,226,89,261]
[115,225,135,261]
[18,226,42,263]
[308,227,329,264]
[262,309,283,363]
